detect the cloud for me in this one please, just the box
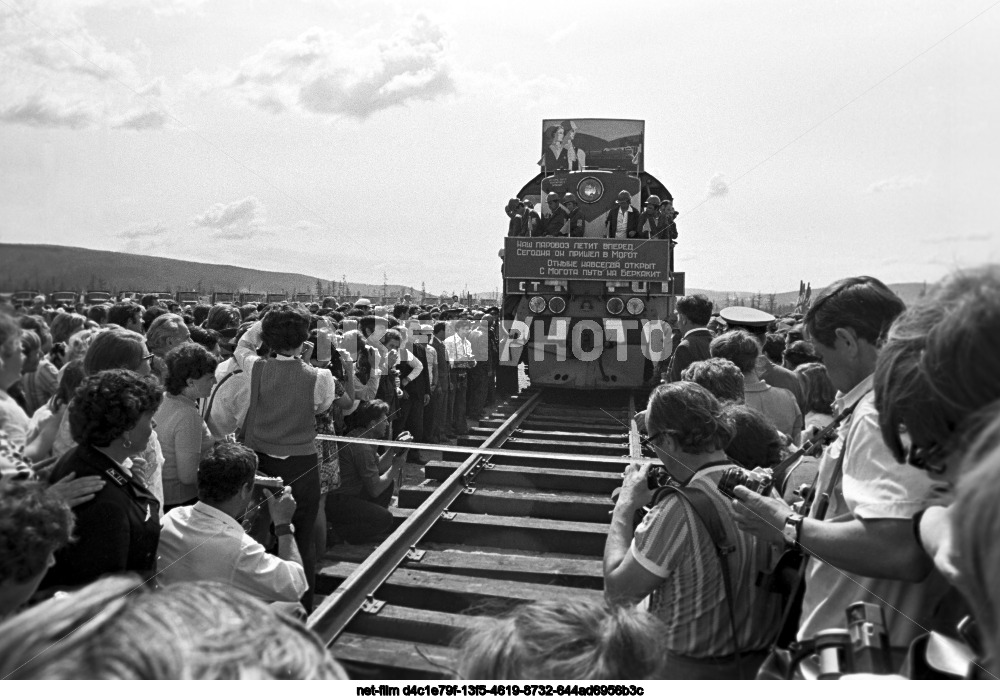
[0,94,96,129]
[0,94,98,129]
[707,172,729,198]
[0,4,170,130]
[118,222,168,240]
[111,107,168,130]
[224,14,455,119]
[192,196,270,239]
[16,34,139,83]
[866,175,930,194]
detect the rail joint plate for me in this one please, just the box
[360,595,385,614]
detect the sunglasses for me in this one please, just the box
[141,353,155,362]
[640,430,667,452]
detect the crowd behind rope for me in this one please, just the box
[1,267,1000,680]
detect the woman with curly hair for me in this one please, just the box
[40,369,163,591]
[604,381,782,679]
[156,342,218,510]
[47,328,167,507]
[0,480,75,619]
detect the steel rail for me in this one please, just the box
[314,434,657,466]
[307,389,546,646]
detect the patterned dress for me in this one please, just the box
[315,376,346,494]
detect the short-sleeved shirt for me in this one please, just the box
[155,393,213,506]
[631,464,782,657]
[158,501,307,602]
[798,375,952,646]
[331,427,381,498]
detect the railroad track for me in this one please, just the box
[307,388,647,679]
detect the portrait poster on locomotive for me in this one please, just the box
[504,238,669,281]
[539,119,644,173]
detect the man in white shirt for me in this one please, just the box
[731,276,951,660]
[158,442,307,604]
[443,319,476,437]
[604,190,639,239]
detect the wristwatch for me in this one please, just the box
[274,523,296,538]
[783,513,804,550]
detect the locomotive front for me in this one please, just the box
[500,119,684,390]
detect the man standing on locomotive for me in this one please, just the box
[542,193,567,237]
[605,190,639,239]
[562,193,585,237]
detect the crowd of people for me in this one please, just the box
[504,189,679,240]
[1,265,999,681]
[603,269,1000,680]
[0,292,503,670]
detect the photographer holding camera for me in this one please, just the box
[603,381,782,679]
[157,442,307,604]
[730,277,951,667]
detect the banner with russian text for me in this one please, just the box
[504,238,669,281]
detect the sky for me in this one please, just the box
[1,0,998,297]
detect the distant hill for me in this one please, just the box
[1,243,927,308]
[0,243,418,299]
[687,282,928,315]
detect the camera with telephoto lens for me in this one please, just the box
[716,466,773,499]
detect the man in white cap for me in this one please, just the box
[605,190,639,239]
[354,298,372,314]
[719,306,804,411]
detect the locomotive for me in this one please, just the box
[500,119,683,390]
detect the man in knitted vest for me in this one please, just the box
[235,305,336,612]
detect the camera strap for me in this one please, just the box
[653,481,744,676]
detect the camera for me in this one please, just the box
[717,466,772,499]
[254,473,284,490]
[646,464,670,490]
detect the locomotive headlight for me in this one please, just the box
[606,297,624,315]
[577,177,605,203]
[626,298,645,315]
[548,296,567,314]
[528,296,547,314]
